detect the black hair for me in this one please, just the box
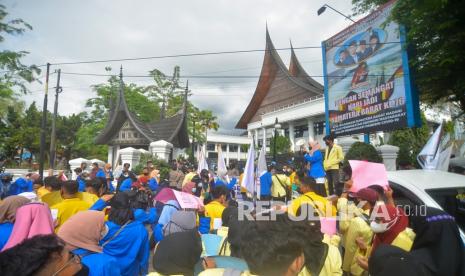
[85,178,103,194]
[301,176,317,190]
[323,134,335,142]
[171,163,178,171]
[350,40,357,46]
[61,180,79,195]
[108,192,134,225]
[123,163,130,168]
[74,168,82,174]
[92,162,99,167]
[44,176,61,191]
[33,178,43,186]
[240,214,303,275]
[0,234,65,276]
[211,185,228,199]
[359,40,366,45]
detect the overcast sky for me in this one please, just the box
[4,0,357,130]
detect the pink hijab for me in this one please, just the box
[2,203,54,251]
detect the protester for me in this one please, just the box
[240,214,305,276]
[0,234,86,276]
[40,176,62,207]
[101,192,149,276]
[304,141,326,197]
[9,175,33,195]
[322,134,344,195]
[2,203,54,251]
[117,163,136,192]
[205,185,228,230]
[148,169,160,191]
[271,166,291,202]
[52,180,91,232]
[290,176,336,217]
[138,167,150,185]
[152,229,202,275]
[57,170,68,182]
[259,165,273,201]
[338,186,376,275]
[58,210,120,275]
[163,210,197,236]
[169,162,184,190]
[101,163,114,192]
[90,162,103,180]
[182,165,197,186]
[0,196,30,250]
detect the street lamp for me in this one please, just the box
[273,118,281,162]
[317,4,356,23]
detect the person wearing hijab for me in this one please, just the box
[148,169,160,191]
[368,244,434,276]
[2,203,54,251]
[163,210,197,236]
[98,163,114,192]
[100,192,149,276]
[304,141,326,197]
[152,229,202,276]
[58,210,120,276]
[408,207,465,276]
[0,196,30,250]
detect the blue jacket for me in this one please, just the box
[76,176,86,192]
[260,171,272,196]
[148,178,158,191]
[72,248,120,276]
[9,178,33,195]
[305,151,326,178]
[0,222,13,250]
[119,178,133,192]
[100,221,149,276]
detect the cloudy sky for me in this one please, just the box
[4,0,358,130]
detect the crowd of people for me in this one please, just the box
[0,134,464,276]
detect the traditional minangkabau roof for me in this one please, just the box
[94,67,190,148]
[235,28,324,129]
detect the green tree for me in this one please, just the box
[343,141,383,176]
[351,0,465,119]
[0,4,40,119]
[270,134,291,156]
[388,112,430,168]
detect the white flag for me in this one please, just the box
[437,145,453,171]
[241,142,255,194]
[418,123,443,170]
[217,146,228,176]
[197,148,209,174]
[257,146,267,177]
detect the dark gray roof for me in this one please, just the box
[94,71,190,148]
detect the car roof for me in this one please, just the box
[387,169,465,191]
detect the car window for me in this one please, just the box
[426,188,465,232]
[389,181,424,213]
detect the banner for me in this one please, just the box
[322,0,420,136]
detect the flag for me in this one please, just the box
[197,147,209,174]
[241,142,255,194]
[417,123,452,171]
[217,146,228,176]
[256,146,267,199]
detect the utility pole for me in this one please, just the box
[49,69,62,170]
[39,63,51,179]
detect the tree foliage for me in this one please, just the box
[270,134,291,156]
[343,141,383,176]
[351,0,465,119]
[388,112,430,168]
[0,4,40,119]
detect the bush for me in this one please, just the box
[133,154,171,180]
[342,142,383,177]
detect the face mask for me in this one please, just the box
[370,216,398,233]
[192,188,197,193]
[74,263,89,276]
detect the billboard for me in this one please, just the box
[322,0,420,137]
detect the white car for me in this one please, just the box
[387,169,465,242]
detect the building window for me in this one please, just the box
[207,143,216,151]
[121,132,126,139]
[284,128,289,138]
[221,145,227,152]
[314,121,325,135]
[230,145,238,152]
[134,132,138,138]
[294,125,308,138]
[258,140,263,147]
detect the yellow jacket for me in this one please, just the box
[41,191,99,207]
[52,198,91,232]
[205,201,226,229]
[271,174,291,198]
[290,192,337,217]
[298,241,343,276]
[323,144,344,170]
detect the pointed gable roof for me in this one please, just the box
[94,68,190,148]
[289,42,324,91]
[235,29,323,129]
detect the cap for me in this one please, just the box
[349,188,378,205]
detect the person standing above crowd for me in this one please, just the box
[323,135,344,196]
[304,141,326,197]
[169,162,184,190]
[117,163,136,192]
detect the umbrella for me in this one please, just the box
[154,187,176,203]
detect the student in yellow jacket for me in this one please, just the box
[290,176,336,217]
[271,166,291,202]
[322,135,344,195]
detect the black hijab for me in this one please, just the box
[152,229,202,276]
[409,207,465,276]
[108,192,134,225]
[369,244,434,276]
